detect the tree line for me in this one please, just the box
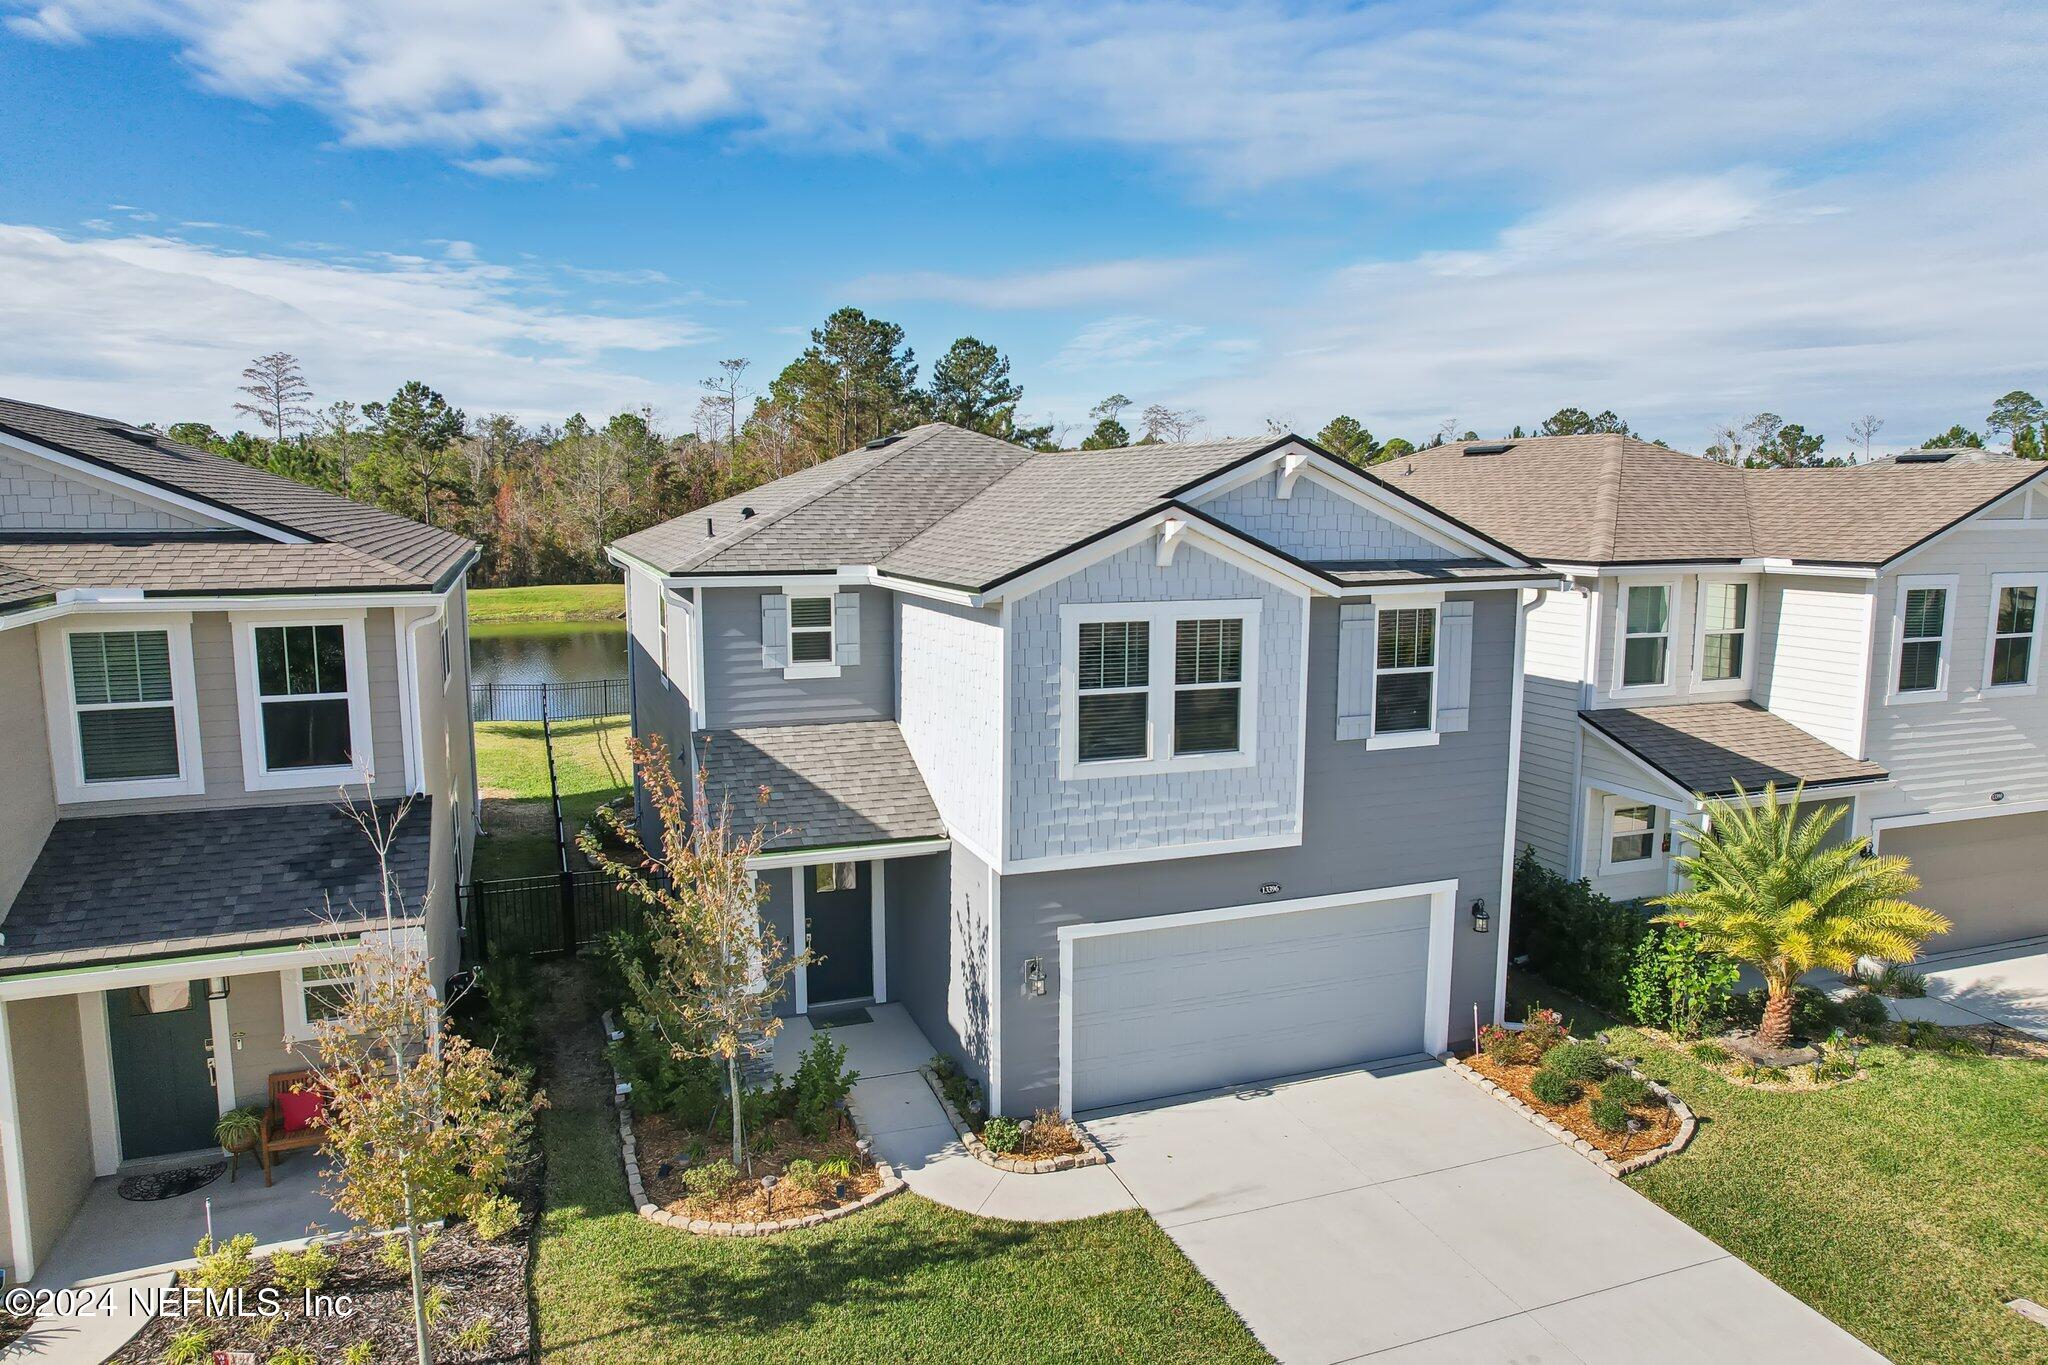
[155,312,2048,587]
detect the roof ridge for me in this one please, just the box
[1594,433,1624,561]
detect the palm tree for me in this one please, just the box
[1651,784,1949,1049]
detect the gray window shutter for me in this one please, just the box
[760,594,789,669]
[1337,603,1376,741]
[1437,600,1474,733]
[835,592,861,666]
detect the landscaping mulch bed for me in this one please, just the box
[0,1310,32,1352]
[632,1109,881,1223]
[1954,1022,2048,1060]
[1004,1112,1084,1159]
[1463,1051,1681,1161]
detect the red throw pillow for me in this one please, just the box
[280,1087,326,1133]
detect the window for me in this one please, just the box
[1619,584,1670,688]
[1375,607,1436,734]
[68,629,180,783]
[1173,618,1243,755]
[1607,802,1661,867]
[254,623,354,770]
[439,626,451,684]
[1987,577,2042,690]
[1893,581,1953,698]
[299,962,354,1023]
[1077,619,1150,762]
[1697,581,1749,684]
[813,862,858,893]
[789,596,834,664]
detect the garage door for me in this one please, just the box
[1885,813,2048,952]
[1066,893,1436,1113]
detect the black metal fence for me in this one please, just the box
[461,869,643,963]
[471,678,629,723]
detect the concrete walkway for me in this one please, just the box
[1084,1058,1882,1364]
[777,1004,1135,1221]
[1875,937,2048,1038]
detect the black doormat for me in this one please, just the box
[810,1006,872,1029]
[118,1160,226,1202]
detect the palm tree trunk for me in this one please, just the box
[1758,982,1796,1049]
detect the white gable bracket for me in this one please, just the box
[1156,516,1187,567]
[1275,451,1310,500]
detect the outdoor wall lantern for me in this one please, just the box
[1023,956,1047,996]
[1470,899,1491,934]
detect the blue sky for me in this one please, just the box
[2,1,2045,455]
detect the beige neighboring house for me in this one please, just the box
[0,396,478,1282]
[1391,435,2048,951]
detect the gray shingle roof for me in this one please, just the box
[1384,435,2044,567]
[696,721,945,854]
[0,396,474,594]
[0,562,52,611]
[1319,559,1559,587]
[0,799,431,970]
[0,538,422,593]
[1582,702,1888,799]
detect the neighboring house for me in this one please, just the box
[0,397,479,1281]
[610,423,1558,1119]
[1388,435,2048,952]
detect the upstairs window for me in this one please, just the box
[789,596,835,663]
[1895,584,1950,696]
[1989,580,2040,689]
[1619,584,1670,688]
[1173,618,1243,755]
[254,623,353,770]
[1374,607,1436,734]
[1697,581,1749,683]
[69,629,180,782]
[1077,620,1150,762]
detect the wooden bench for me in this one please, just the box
[259,1069,329,1187]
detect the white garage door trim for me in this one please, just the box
[1056,879,1459,1115]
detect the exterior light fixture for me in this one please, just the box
[1024,956,1047,996]
[1470,899,1491,934]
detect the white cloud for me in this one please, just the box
[0,223,711,427]
[1047,316,1204,370]
[850,258,1215,310]
[455,154,551,179]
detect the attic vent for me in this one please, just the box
[740,506,756,519]
[863,434,902,450]
[1898,450,1956,463]
[106,425,159,446]
[1463,442,1514,456]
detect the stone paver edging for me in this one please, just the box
[602,1012,904,1236]
[1439,1053,1695,1177]
[919,1066,1109,1173]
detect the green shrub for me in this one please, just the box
[612,1019,725,1128]
[1520,1005,1568,1058]
[451,1316,495,1351]
[819,1156,857,1180]
[189,1233,257,1292]
[1863,964,1928,997]
[1588,1097,1629,1133]
[1840,991,1890,1033]
[1625,924,1738,1038]
[164,1325,214,1365]
[982,1116,1023,1154]
[340,1343,374,1365]
[1528,1069,1579,1105]
[1600,1072,1650,1107]
[597,927,657,1011]
[1543,1038,1610,1081]
[1476,1023,1528,1066]
[423,1285,449,1326]
[476,955,544,1064]
[1688,1041,1731,1064]
[266,1348,317,1365]
[791,1031,859,1139]
[466,1192,521,1242]
[930,1055,985,1124]
[1510,849,1650,1015]
[682,1159,741,1203]
[781,1157,823,1193]
[268,1243,334,1294]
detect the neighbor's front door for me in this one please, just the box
[805,862,873,1006]
[106,981,219,1159]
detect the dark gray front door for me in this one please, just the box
[806,865,873,1005]
[107,982,218,1159]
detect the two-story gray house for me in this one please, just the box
[610,424,1557,1118]
[1391,435,2048,953]
[0,397,478,1282]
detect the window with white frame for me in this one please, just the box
[788,595,835,664]
[1696,580,1749,683]
[1077,619,1150,762]
[1894,581,1952,697]
[1619,583,1671,688]
[1604,800,1663,870]
[253,623,354,770]
[67,629,181,783]
[813,861,858,893]
[1374,606,1436,734]
[1988,577,2041,689]
[284,961,357,1039]
[1173,618,1243,755]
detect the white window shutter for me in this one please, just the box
[835,592,861,666]
[1437,600,1474,733]
[760,594,789,668]
[1337,602,1376,741]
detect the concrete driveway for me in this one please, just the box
[1882,936,2048,1038]
[1083,1059,1882,1364]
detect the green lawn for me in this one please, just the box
[473,713,632,880]
[470,582,623,623]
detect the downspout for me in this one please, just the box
[1493,588,1537,1029]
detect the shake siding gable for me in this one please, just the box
[0,447,215,532]
[1194,472,1459,561]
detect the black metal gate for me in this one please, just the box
[460,870,643,963]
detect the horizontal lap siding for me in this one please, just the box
[1755,576,1869,758]
[0,629,55,913]
[1517,585,1587,872]
[896,598,1002,859]
[701,585,894,728]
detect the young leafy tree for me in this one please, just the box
[927,336,1025,436]
[310,797,538,1365]
[1986,390,2045,456]
[582,735,806,1167]
[1651,784,1949,1049]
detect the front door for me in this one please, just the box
[106,982,219,1159]
[806,862,873,1005]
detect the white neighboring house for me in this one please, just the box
[1390,435,2048,952]
[0,396,479,1282]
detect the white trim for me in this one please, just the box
[1598,795,1668,877]
[281,961,358,1044]
[745,836,952,871]
[1367,598,1441,749]
[997,596,1014,871]
[690,587,708,729]
[1057,599,1264,781]
[0,1004,34,1281]
[1880,467,2048,566]
[207,978,237,1116]
[1982,571,2048,696]
[393,608,420,794]
[782,590,842,680]
[78,993,120,1175]
[1849,589,1877,760]
[1004,829,1302,875]
[1545,558,1880,581]
[1887,573,1960,704]
[985,855,1003,1115]
[1611,577,1679,697]
[1054,879,1460,1116]
[1690,575,1756,691]
[656,593,670,691]
[791,870,808,1015]
[990,509,1328,606]
[1494,590,1534,1029]
[230,608,376,792]
[0,429,308,543]
[0,939,364,1003]
[40,611,205,804]
[1566,582,1599,879]
[1868,798,2048,844]
[871,858,888,1005]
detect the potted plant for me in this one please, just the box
[215,1106,262,1156]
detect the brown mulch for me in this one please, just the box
[1463,1051,1681,1160]
[1002,1112,1084,1159]
[633,1109,881,1223]
[0,1312,31,1351]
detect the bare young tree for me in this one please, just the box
[698,358,753,448]
[234,352,314,442]
[1141,403,1203,443]
[1848,414,1884,463]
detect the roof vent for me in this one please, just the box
[1897,450,1956,463]
[740,506,756,519]
[1462,442,1514,456]
[106,425,159,446]
[863,434,902,450]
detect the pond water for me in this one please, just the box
[468,620,627,688]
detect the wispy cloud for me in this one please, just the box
[455,154,552,180]
[1048,316,1204,370]
[851,258,1215,310]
